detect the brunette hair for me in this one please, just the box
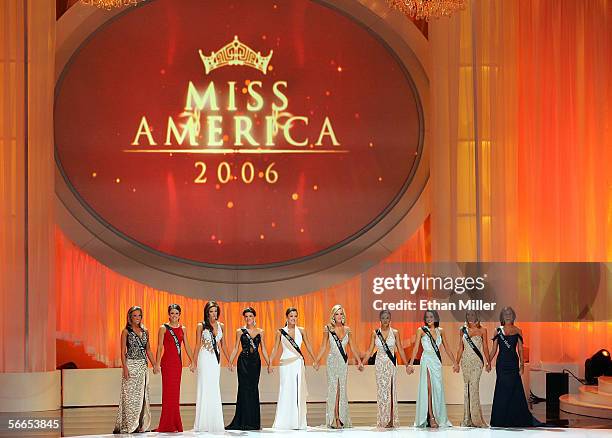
[423,310,440,328]
[243,306,256,317]
[379,309,391,320]
[203,301,220,332]
[168,303,181,314]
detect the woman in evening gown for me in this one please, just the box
[269,307,317,430]
[314,304,364,429]
[226,307,271,430]
[407,310,456,428]
[193,301,230,433]
[154,304,194,432]
[363,310,410,428]
[113,306,157,434]
[454,310,491,427]
[490,307,543,427]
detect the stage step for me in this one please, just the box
[560,393,612,420]
[597,376,612,395]
[576,385,612,405]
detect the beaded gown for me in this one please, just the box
[325,326,351,428]
[460,333,487,427]
[375,328,399,428]
[113,329,151,433]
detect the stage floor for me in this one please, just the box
[4,403,610,437]
[66,426,612,438]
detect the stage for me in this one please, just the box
[55,403,610,437]
[66,425,612,438]
[1,1,612,437]
[68,427,612,438]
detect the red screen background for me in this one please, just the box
[55,0,422,266]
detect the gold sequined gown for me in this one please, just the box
[375,328,399,428]
[325,327,351,428]
[460,335,487,427]
[113,329,151,433]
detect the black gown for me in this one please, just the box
[227,331,262,430]
[490,332,543,427]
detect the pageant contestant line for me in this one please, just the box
[109,303,546,432]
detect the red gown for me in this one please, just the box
[157,326,184,432]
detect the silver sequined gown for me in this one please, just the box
[325,327,351,428]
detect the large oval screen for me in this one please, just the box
[55,0,423,266]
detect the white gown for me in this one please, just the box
[194,322,225,433]
[272,327,308,430]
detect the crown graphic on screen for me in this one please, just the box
[198,36,273,75]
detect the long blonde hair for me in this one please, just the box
[330,304,346,327]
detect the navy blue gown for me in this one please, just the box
[490,332,543,427]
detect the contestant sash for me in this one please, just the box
[329,326,348,363]
[127,326,148,363]
[279,328,304,359]
[241,328,258,353]
[164,324,182,359]
[375,329,396,365]
[208,324,220,363]
[495,326,511,350]
[422,326,442,362]
[461,326,484,364]
[494,326,522,350]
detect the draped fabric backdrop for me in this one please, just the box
[429,0,612,366]
[0,0,55,373]
[56,221,431,367]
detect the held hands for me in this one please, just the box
[452,363,460,373]
[153,363,161,374]
[229,364,235,373]
[486,363,492,373]
[357,360,364,371]
[267,365,274,374]
[189,363,196,373]
[406,364,415,375]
